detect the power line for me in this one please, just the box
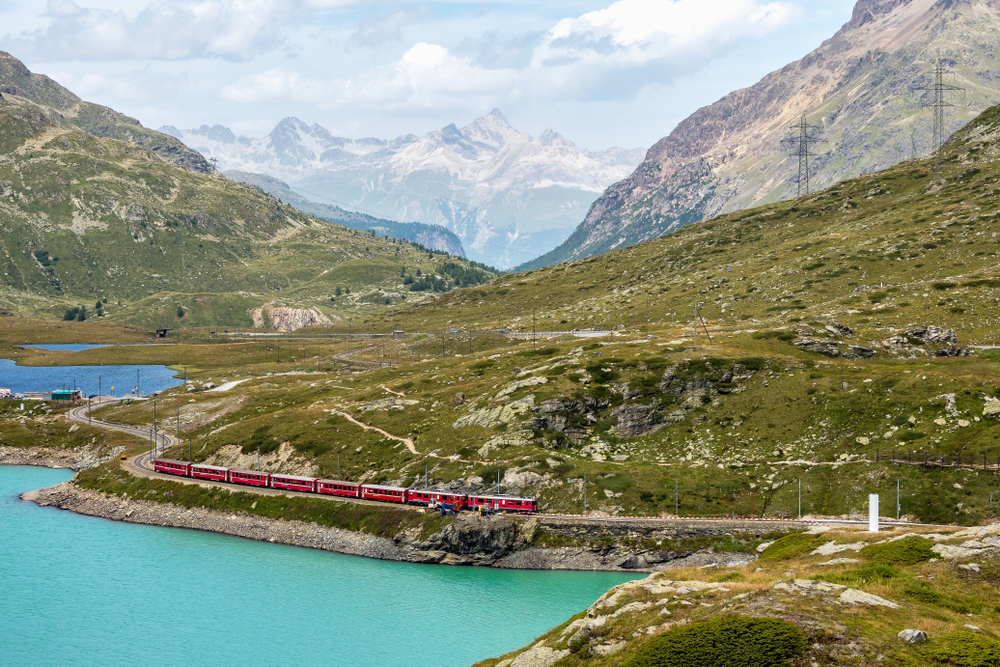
[780,114,825,197]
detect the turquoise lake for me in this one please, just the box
[1,466,637,667]
[0,358,181,396]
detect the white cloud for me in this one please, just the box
[222,0,797,110]
[5,0,288,61]
[222,43,519,108]
[528,0,800,100]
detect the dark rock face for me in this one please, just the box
[826,321,855,337]
[847,345,876,358]
[931,345,972,357]
[610,401,683,438]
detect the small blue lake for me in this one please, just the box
[2,466,637,667]
[21,343,109,351]
[0,359,181,396]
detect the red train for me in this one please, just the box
[152,458,538,514]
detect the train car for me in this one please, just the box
[468,494,538,514]
[270,474,317,493]
[407,489,433,506]
[230,469,270,487]
[191,464,230,481]
[317,480,361,498]
[408,490,467,508]
[361,484,408,504]
[154,459,191,477]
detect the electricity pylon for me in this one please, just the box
[919,56,964,174]
[781,114,824,197]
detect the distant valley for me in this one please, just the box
[161,111,645,269]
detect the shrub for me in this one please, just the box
[622,616,806,667]
[921,631,1000,666]
[898,431,926,441]
[738,357,768,371]
[758,533,821,561]
[933,281,957,290]
[860,536,935,565]
[751,331,795,342]
[868,291,888,303]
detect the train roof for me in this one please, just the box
[316,479,359,485]
[363,484,407,492]
[270,474,316,482]
[471,494,537,502]
[191,464,229,472]
[154,458,189,465]
[230,469,269,476]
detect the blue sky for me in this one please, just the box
[0,0,856,150]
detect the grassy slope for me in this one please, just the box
[472,527,1000,667]
[11,107,1000,526]
[0,95,493,326]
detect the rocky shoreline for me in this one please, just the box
[0,444,125,471]
[18,478,758,572]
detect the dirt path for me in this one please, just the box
[328,409,420,455]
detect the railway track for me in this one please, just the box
[64,398,962,531]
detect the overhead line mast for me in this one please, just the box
[780,114,825,197]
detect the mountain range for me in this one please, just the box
[160,111,645,269]
[0,51,492,326]
[518,0,1000,271]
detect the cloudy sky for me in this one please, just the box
[0,0,856,151]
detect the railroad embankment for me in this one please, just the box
[20,479,783,571]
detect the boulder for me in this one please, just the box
[510,647,571,667]
[931,346,971,357]
[898,629,928,644]
[908,326,957,344]
[984,397,1000,418]
[793,338,840,356]
[451,392,466,407]
[826,321,855,337]
[847,345,876,358]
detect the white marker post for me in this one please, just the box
[868,494,880,532]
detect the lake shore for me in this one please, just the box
[7,446,760,572]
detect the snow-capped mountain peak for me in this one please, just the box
[160,110,644,269]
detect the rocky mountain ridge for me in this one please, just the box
[518,0,1000,270]
[161,110,644,269]
[0,51,210,174]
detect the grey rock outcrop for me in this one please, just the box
[898,629,928,644]
[793,338,840,356]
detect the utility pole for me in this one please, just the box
[798,477,802,518]
[176,407,180,440]
[645,294,649,335]
[920,55,964,178]
[532,309,536,350]
[583,472,587,514]
[780,114,824,197]
[897,479,900,520]
[675,475,679,516]
[188,437,191,461]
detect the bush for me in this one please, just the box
[921,631,1000,666]
[758,533,821,561]
[860,536,935,565]
[738,357,768,371]
[622,616,806,667]
[751,331,795,342]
